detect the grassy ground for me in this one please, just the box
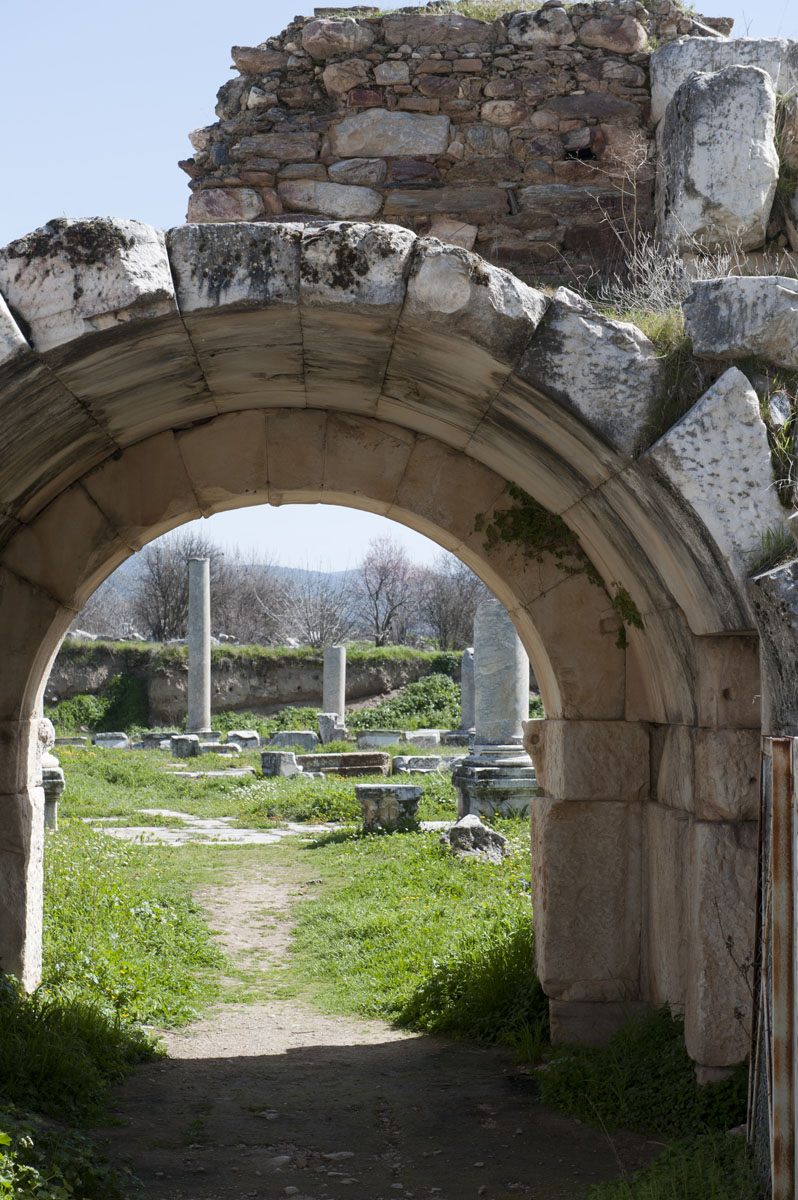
[287,820,547,1055]
[2,744,759,1199]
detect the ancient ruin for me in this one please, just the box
[3,1,798,1193]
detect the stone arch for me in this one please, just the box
[0,217,777,1074]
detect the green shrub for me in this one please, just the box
[45,693,107,734]
[537,1007,748,1137]
[348,674,461,731]
[0,1106,135,1199]
[98,674,148,732]
[0,976,153,1123]
[586,1132,759,1200]
[427,652,461,679]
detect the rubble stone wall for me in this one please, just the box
[180,0,728,283]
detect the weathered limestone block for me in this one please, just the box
[648,367,786,585]
[296,751,390,776]
[94,732,130,750]
[650,36,798,124]
[231,45,288,74]
[481,100,529,127]
[357,783,421,830]
[531,796,642,1002]
[329,109,451,158]
[187,188,272,223]
[694,635,760,730]
[0,790,44,987]
[657,66,778,253]
[233,132,320,162]
[299,222,415,311]
[656,724,695,812]
[278,180,382,220]
[516,287,662,456]
[0,218,175,354]
[748,561,798,735]
[356,730,402,748]
[374,61,409,86]
[440,813,509,863]
[382,12,490,47]
[683,276,798,371]
[301,18,375,61]
[328,158,387,186]
[322,58,371,98]
[647,803,691,1008]
[393,754,443,773]
[579,12,647,53]
[225,730,260,751]
[686,821,757,1067]
[383,188,508,217]
[400,239,548,360]
[168,222,300,311]
[523,718,649,803]
[0,293,27,365]
[260,749,301,777]
[694,729,760,821]
[267,730,319,752]
[507,9,575,47]
[172,734,199,758]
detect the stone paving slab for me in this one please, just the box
[82,809,333,847]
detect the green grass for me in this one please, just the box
[57,745,263,819]
[585,1132,758,1200]
[235,767,459,825]
[536,1007,747,1137]
[43,821,225,1028]
[288,820,546,1053]
[348,673,461,731]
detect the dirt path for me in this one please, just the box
[91,847,656,1200]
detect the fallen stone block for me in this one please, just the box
[440,813,509,863]
[682,276,798,371]
[296,751,390,777]
[393,755,443,774]
[356,729,403,748]
[357,783,422,830]
[261,750,302,778]
[94,732,131,751]
[268,730,319,752]
[171,734,200,758]
[226,730,261,751]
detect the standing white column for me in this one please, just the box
[473,599,528,746]
[187,557,211,734]
[460,646,475,732]
[452,599,536,819]
[322,645,346,720]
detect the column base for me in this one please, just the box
[452,744,537,818]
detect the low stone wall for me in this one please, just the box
[46,642,446,724]
[180,0,727,282]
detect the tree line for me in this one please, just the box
[73,530,490,651]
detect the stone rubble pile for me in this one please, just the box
[181,0,725,282]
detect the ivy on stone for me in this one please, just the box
[475,483,643,649]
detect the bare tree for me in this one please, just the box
[131,529,225,641]
[357,536,415,646]
[417,553,490,650]
[287,567,357,648]
[70,577,137,638]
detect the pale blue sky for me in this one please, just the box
[1,0,795,567]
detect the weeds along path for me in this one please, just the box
[90,841,654,1200]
